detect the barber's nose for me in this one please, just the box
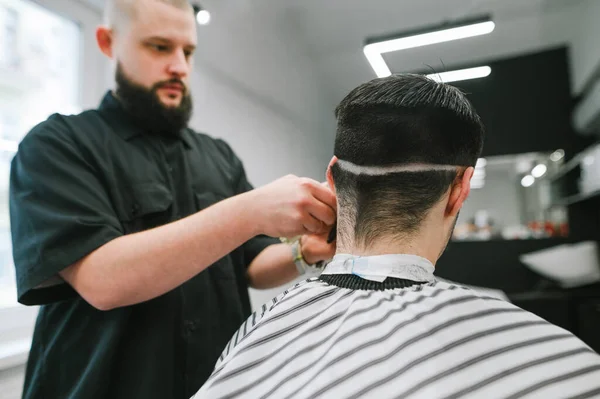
[167,50,189,77]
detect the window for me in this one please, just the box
[0,0,81,308]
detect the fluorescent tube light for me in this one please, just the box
[427,66,491,83]
[366,21,495,54]
[364,18,495,78]
[363,48,392,78]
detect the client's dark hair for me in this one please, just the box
[332,74,485,247]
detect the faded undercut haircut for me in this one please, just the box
[332,73,485,248]
[104,0,193,30]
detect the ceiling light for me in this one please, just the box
[521,175,535,188]
[426,66,491,83]
[363,17,495,78]
[363,48,392,78]
[192,5,210,25]
[197,10,210,25]
[531,164,547,178]
[550,149,565,162]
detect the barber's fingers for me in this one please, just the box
[302,214,325,234]
[305,197,336,226]
[305,179,337,211]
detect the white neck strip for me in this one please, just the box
[322,254,435,283]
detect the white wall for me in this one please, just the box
[190,1,335,185]
[569,0,600,94]
[188,2,335,306]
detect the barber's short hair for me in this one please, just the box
[104,0,193,29]
[332,74,485,247]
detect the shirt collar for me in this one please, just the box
[98,91,192,148]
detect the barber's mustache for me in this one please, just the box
[153,79,188,95]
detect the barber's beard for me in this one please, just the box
[114,63,193,137]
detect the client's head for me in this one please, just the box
[327,73,485,262]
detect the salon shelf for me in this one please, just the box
[547,143,600,207]
[552,188,600,207]
[546,152,586,183]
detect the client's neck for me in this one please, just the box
[336,225,443,266]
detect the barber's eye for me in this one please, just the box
[151,44,169,52]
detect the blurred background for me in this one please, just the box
[2,0,600,396]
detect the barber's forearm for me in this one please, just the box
[246,244,299,289]
[61,192,261,311]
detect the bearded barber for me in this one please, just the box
[8,0,335,398]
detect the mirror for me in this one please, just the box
[453,151,568,241]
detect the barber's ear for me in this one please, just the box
[325,156,338,193]
[96,26,114,59]
[446,167,474,217]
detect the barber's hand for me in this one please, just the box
[250,175,336,238]
[300,230,336,265]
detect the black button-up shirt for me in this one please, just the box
[9,92,278,399]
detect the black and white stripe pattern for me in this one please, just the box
[193,280,600,399]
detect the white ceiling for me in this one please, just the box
[271,0,583,102]
[80,0,584,104]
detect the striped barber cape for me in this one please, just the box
[192,254,600,399]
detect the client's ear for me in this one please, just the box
[446,166,474,217]
[326,156,338,193]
